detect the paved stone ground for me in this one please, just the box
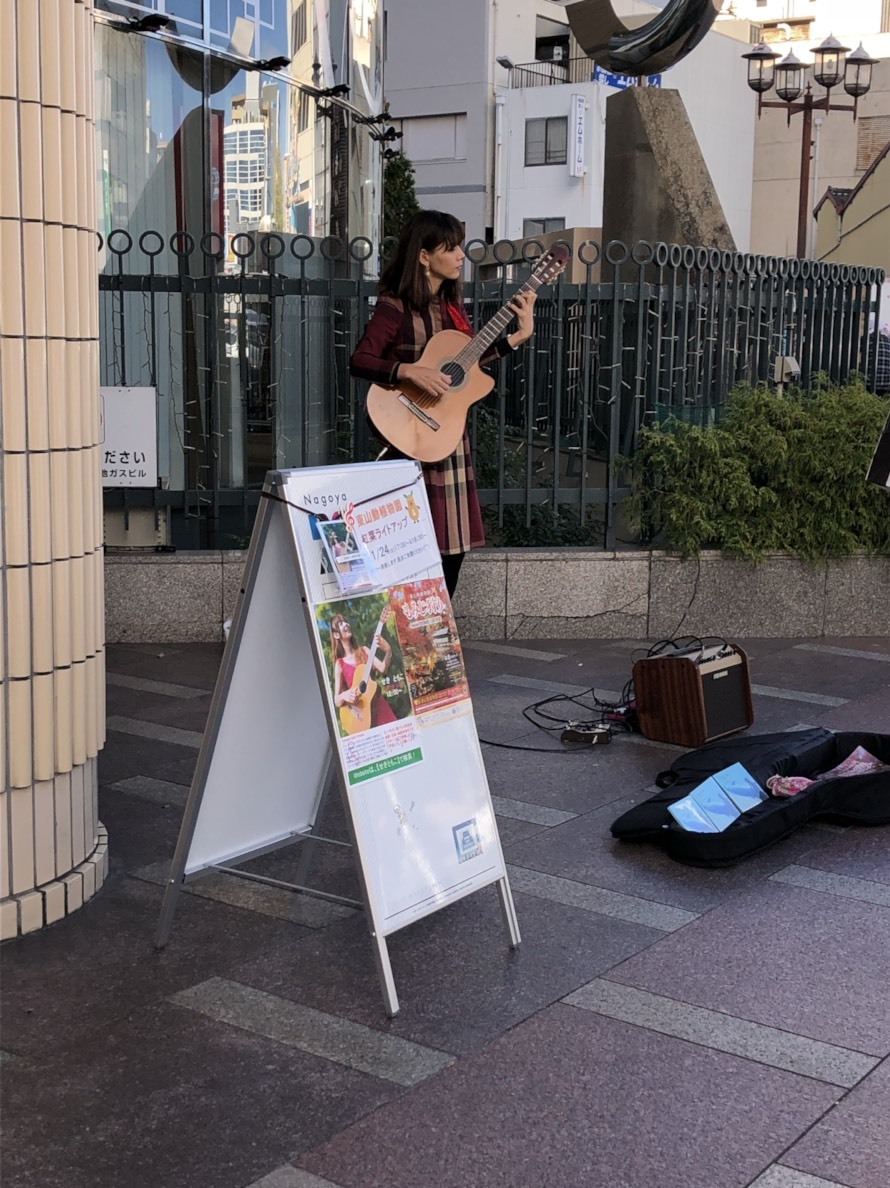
[2,636,889,1188]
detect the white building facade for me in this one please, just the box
[385,0,757,250]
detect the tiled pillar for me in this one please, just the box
[0,0,107,940]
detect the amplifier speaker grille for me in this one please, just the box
[633,645,754,749]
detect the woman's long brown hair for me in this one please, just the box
[330,614,367,665]
[378,209,464,310]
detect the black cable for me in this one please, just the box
[479,737,595,753]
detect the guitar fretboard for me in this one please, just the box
[453,272,547,370]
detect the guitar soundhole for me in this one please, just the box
[442,360,466,387]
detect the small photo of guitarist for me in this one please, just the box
[321,597,412,736]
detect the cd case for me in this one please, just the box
[667,763,767,832]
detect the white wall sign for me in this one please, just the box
[99,386,158,488]
[569,93,586,177]
[158,461,520,1016]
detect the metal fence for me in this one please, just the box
[99,231,884,550]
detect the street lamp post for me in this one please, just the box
[742,36,877,259]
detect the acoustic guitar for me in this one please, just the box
[338,607,393,735]
[366,245,570,462]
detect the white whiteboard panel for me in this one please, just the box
[184,502,330,874]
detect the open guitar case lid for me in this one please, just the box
[611,728,890,867]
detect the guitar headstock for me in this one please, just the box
[530,244,570,286]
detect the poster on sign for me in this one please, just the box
[158,460,519,1016]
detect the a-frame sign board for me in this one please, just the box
[157,462,520,1015]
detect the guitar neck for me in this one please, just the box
[360,618,387,686]
[455,272,547,369]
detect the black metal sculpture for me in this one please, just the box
[566,0,723,77]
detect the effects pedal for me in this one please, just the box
[560,725,611,746]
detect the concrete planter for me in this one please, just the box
[104,548,890,643]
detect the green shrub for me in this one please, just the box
[624,380,890,562]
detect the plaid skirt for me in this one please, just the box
[422,432,485,556]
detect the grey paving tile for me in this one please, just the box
[606,881,890,1057]
[171,977,453,1086]
[106,715,204,748]
[490,795,576,826]
[784,828,890,885]
[483,736,678,816]
[749,1169,850,1188]
[782,1059,890,1188]
[108,775,190,806]
[98,789,187,880]
[297,1004,840,1188]
[813,686,890,733]
[750,685,848,707]
[564,978,877,1087]
[106,671,212,698]
[504,792,835,914]
[489,672,621,699]
[462,640,565,661]
[770,864,890,909]
[506,864,698,932]
[796,643,890,663]
[225,889,663,1056]
[133,861,357,928]
[0,876,309,1058]
[244,1169,343,1188]
[744,641,890,700]
[486,813,548,847]
[106,689,214,733]
[98,729,200,787]
[105,642,224,689]
[0,1001,398,1188]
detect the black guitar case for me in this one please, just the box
[611,728,890,867]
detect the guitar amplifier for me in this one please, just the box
[633,644,754,749]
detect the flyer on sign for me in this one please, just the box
[390,578,470,719]
[317,518,379,595]
[283,466,440,606]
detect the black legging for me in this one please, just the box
[441,552,465,598]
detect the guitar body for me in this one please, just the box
[338,673,378,735]
[366,330,495,463]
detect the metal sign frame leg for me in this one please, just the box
[371,931,400,1017]
[496,876,522,949]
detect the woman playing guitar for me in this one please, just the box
[350,210,536,597]
[331,610,396,733]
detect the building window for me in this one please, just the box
[298,90,311,133]
[292,1,307,50]
[523,217,566,238]
[525,117,567,167]
[856,115,890,171]
[535,15,570,64]
[399,114,467,163]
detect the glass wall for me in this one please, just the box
[95,3,383,545]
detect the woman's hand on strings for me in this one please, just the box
[508,290,537,345]
[397,362,452,401]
